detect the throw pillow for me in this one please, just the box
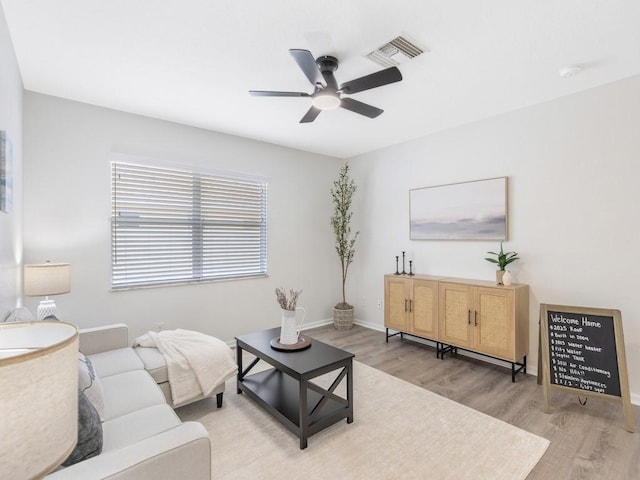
[78,352,105,420]
[62,390,103,466]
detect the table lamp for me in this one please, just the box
[24,262,71,320]
[0,321,79,478]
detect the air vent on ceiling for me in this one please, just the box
[366,35,425,68]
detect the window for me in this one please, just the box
[111,159,267,289]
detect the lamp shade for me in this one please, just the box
[24,263,71,297]
[0,321,79,479]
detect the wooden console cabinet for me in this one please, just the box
[384,275,438,339]
[384,274,529,381]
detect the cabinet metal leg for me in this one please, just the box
[385,328,403,342]
[511,356,527,382]
[437,342,455,359]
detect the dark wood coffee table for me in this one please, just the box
[235,327,354,449]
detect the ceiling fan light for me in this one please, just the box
[312,93,341,110]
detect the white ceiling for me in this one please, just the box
[2,1,640,159]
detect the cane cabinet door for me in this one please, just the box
[438,282,473,349]
[473,287,515,360]
[385,276,408,331]
[411,279,439,339]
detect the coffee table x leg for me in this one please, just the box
[299,364,353,449]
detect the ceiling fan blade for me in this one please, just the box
[339,67,402,95]
[340,97,383,118]
[289,49,324,86]
[249,90,310,97]
[300,106,321,123]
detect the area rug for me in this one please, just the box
[177,361,549,480]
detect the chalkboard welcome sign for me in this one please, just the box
[547,310,621,396]
[540,304,634,433]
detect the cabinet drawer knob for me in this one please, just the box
[475,311,478,326]
[468,309,471,325]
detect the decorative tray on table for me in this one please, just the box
[270,336,312,351]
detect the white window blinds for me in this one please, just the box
[111,160,267,289]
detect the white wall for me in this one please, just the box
[348,75,640,400]
[19,49,640,401]
[23,92,341,342]
[0,5,23,320]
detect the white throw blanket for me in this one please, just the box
[133,329,238,406]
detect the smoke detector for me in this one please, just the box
[366,35,426,68]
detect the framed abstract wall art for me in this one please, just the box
[0,130,12,213]
[410,177,507,240]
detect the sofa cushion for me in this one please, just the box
[100,370,166,421]
[88,347,144,378]
[62,390,103,467]
[134,346,168,384]
[78,353,105,420]
[101,404,181,452]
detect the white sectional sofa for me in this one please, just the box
[46,324,212,480]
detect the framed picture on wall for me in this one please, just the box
[0,130,13,213]
[410,176,508,240]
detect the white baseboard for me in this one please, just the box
[304,318,383,332]
[353,319,385,332]
[301,318,333,330]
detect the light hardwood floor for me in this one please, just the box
[305,324,640,480]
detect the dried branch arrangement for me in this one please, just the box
[275,287,302,311]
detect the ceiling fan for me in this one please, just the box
[249,49,402,123]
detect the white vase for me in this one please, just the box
[280,307,305,345]
[502,270,512,286]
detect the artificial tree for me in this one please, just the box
[330,163,359,323]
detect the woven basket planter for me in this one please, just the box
[333,307,354,331]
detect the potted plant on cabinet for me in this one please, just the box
[485,241,519,285]
[330,162,359,330]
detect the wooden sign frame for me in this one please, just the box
[540,303,634,433]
